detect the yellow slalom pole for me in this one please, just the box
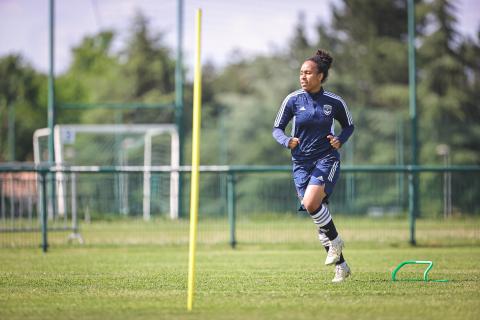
[187,8,202,312]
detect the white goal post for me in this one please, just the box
[33,124,180,220]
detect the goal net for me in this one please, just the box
[33,124,180,221]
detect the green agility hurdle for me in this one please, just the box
[392,260,448,282]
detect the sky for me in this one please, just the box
[0,0,479,75]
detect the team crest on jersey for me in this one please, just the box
[323,104,333,115]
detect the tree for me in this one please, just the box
[119,12,177,124]
[0,55,45,161]
[122,12,175,99]
[417,0,480,164]
[55,31,121,124]
[56,12,178,125]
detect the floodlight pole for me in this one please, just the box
[175,0,185,217]
[47,0,57,222]
[407,0,418,245]
[48,0,55,166]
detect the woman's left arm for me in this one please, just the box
[334,98,354,146]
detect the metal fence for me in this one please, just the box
[1,165,479,250]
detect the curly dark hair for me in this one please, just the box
[306,49,333,83]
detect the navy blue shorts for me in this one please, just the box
[292,153,340,200]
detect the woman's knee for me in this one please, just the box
[303,197,323,213]
[304,201,318,213]
[303,185,327,213]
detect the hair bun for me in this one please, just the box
[315,49,333,68]
[306,49,333,83]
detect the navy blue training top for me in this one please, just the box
[273,88,354,162]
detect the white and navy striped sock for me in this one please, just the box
[309,204,339,240]
[309,204,332,227]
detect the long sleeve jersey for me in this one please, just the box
[273,88,354,161]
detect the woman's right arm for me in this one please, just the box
[272,95,295,148]
[272,128,291,148]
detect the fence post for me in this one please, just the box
[408,171,416,245]
[407,0,418,246]
[227,172,236,248]
[41,171,49,252]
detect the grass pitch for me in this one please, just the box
[1,243,479,320]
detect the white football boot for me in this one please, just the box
[325,235,344,265]
[332,262,351,283]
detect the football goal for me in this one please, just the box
[33,124,180,221]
